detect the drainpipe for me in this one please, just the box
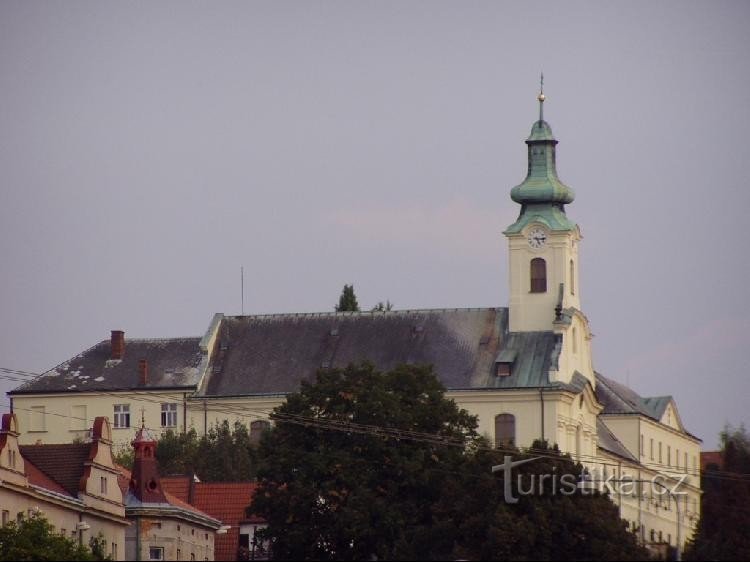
[135,516,141,561]
[183,393,187,434]
[539,388,545,443]
[203,400,208,436]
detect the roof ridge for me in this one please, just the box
[227,307,503,320]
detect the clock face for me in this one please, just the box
[527,227,548,249]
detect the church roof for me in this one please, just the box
[9,337,205,395]
[197,308,572,397]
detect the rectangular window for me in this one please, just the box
[30,406,46,432]
[650,438,654,460]
[71,405,87,431]
[177,549,181,560]
[112,544,117,559]
[100,476,108,495]
[684,452,688,471]
[149,547,164,560]
[161,403,178,428]
[114,404,130,429]
[9,450,16,469]
[640,434,644,456]
[1,511,9,526]
[667,445,671,466]
[658,442,663,464]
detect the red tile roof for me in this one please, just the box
[24,458,73,498]
[20,444,92,496]
[160,475,191,502]
[160,479,262,561]
[116,466,218,523]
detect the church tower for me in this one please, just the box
[129,416,167,503]
[504,79,594,385]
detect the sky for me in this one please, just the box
[1,1,748,449]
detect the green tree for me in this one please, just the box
[335,284,360,312]
[249,363,650,561]
[685,425,750,561]
[155,423,257,481]
[437,440,649,561]
[0,512,103,561]
[250,362,477,560]
[370,300,393,312]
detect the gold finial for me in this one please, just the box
[537,72,545,121]
[537,72,545,102]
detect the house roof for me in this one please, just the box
[197,308,573,397]
[23,456,74,498]
[9,337,205,394]
[595,373,699,440]
[117,466,220,527]
[161,477,261,562]
[19,443,91,496]
[597,418,638,462]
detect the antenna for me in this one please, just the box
[241,266,245,315]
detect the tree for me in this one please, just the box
[370,300,393,312]
[249,363,647,561]
[0,511,104,561]
[155,423,257,481]
[685,425,750,561]
[250,362,477,560]
[435,440,649,561]
[335,284,360,312]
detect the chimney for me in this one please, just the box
[138,359,148,386]
[111,330,125,360]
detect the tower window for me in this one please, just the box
[494,414,515,448]
[530,258,547,293]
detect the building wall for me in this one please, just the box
[596,450,701,552]
[12,392,189,448]
[125,516,215,561]
[602,416,701,488]
[0,488,126,560]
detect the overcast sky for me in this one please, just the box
[1,1,748,449]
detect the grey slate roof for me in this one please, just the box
[595,373,698,440]
[596,419,638,462]
[198,308,574,397]
[10,338,205,395]
[595,373,671,421]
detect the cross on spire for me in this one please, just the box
[140,407,146,429]
[538,72,545,121]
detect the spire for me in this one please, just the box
[538,72,545,122]
[504,80,576,234]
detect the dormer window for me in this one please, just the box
[494,349,516,377]
[530,258,547,293]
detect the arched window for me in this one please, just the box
[570,259,575,295]
[250,420,271,444]
[495,414,515,449]
[530,258,547,293]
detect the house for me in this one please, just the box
[0,413,128,560]
[7,86,701,552]
[118,422,222,561]
[161,476,266,561]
